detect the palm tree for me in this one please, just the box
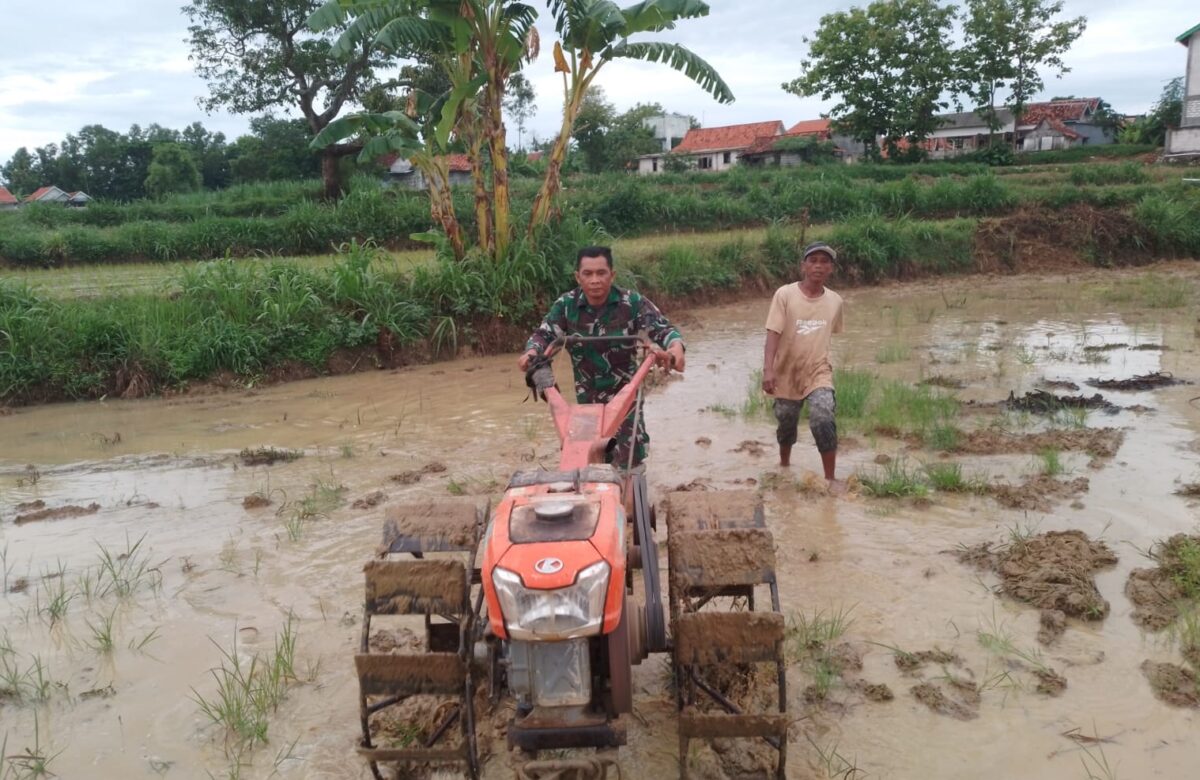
[309,0,732,260]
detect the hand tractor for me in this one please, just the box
[353,335,789,779]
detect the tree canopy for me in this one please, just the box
[783,0,959,159]
[183,0,387,197]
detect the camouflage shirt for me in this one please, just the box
[525,285,683,402]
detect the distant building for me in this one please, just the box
[740,118,865,165]
[24,185,70,204]
[921,109,1016,158]
[1167,20,1200,159]
[637,120,784,174]
[0,186,18,211]
[642,112,693,153]
[1018,98,1114,151]
[382,153,473,190]
[66,191,92,208]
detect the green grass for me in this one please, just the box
[787,607,856,701]
[858,458,929,498]
[924,462,988,494]
[1037,448,1065,477]
[874,341,910,364]
[1153,537,1200,601]
[192,616,300,755]
[95,535,162,599]
[740,369,772,420]
[1098,274,1193,309]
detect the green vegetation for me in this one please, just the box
[1037,448,1065,477]
[3,163,1196,268]
[923,462,988,494]
[192,617,300,759]
[787,607,855,701]
[858,458,930,498]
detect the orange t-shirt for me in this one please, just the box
[764,284,844,401]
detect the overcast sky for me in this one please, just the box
[0,0,1194,163]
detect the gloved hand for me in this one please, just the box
[524,355,558,402]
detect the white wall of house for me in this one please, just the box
[1167,27,1200,156]
[643,114,692,152]
[691,150,740,171]
[638,155,664,175]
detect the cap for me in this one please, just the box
[803,241,837,262]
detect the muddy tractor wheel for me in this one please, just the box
[355,500,484,780]
[664,491,789,780]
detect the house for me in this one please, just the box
[1167,20,1200,160]
[0,186,18,211]
[642,112,693,153]
[1017,98,1114,151]
[739,118,867,165]
[921,109,1016,158]
[382,153,473,190]
[66,191,92,208]
[638,120,785,174]
[24,185,70,205]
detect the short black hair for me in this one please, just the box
[576,246,614,269]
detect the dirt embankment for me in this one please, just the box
[13,502,100,525]
[975,205,1149,273]
[954,428,1124,459]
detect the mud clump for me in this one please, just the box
[1141,661,1200,708]
[14,500,45,512]
[911,680,979,720]
[1038,609,1067,646]
[242,494,271,510]
[8,577,29,594]
[352,490,387,510]
[921,375,965,389]
[694,437,712,447]
[1125,534,1200,630]
[239,447,302,467]
[390,462,448,485]
[14,503,101,526]
[956,530,1117,621]
[1086,371,1189,392]
[731,440,768,457]
[956,428,1124,459]
[988,476,1089,512]
[1175,483,1200,498]
[1005,389,1118,415]
[1041,380,1080,391]
[894,649,963,674]
[1035,669,1068,696]
[847,679,895,702]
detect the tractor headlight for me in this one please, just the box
[492,561,610,641]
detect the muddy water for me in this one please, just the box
[2,263,1200,779]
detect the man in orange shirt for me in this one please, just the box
[762,242,845,485]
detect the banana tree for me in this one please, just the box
[527,0,733,234]
[310,0,536,259]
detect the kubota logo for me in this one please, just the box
[534,557,564,575]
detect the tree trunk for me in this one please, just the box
[528,82,588,238]
[483,72,511,260]
[415,155,465,262]
[321,150,343,200]
[469,133,494,256]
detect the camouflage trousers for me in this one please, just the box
[774,387,837,453]
[578,386,648,469]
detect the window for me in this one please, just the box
[652,158,658,172]
[698,156,712,170]
[722,151,732,165]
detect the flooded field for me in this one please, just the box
[2,263,1200,779]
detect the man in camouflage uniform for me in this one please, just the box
[519,246,686,467]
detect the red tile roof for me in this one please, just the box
[786,119,832,136]
[0,186,17,205]
[1020,99,1098,125]
[526,150,544,162]
[671,121,784,154]
[380,152,473,173]
[24,186,55,202]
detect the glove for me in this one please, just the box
[524,355,558,403]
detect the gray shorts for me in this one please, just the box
[774,387,837,453]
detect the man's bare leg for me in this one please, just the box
[822,450,847,495]
[779,444,793,467]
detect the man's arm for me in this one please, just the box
[636,295,685,372]
[762,330,781,394]
[762,289,786,395]
[518,296,568,371]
